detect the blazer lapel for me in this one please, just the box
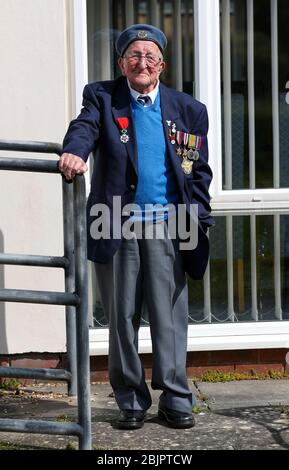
[111,78,138,175]
[159,83,185,193]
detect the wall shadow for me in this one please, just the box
[0,230,8,355]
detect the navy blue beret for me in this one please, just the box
[115,24,167,56]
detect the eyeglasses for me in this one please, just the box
[124,53,162,67]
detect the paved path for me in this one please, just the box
[0,380,288,450]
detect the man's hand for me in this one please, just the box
[58,153,88,180]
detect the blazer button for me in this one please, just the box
[130,184,136,190]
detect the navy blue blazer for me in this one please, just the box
[63,76,213,279]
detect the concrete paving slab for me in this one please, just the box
[0,380,288,450]
[195,379,289,410]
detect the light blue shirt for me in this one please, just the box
[127,79,160,107]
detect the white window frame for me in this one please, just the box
[194,0,289,213]
[89,322,289,355]
[72,0,289,356]
[70,0,91,196]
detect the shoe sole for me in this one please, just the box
[158,410,195,429]
[115,421,144,430]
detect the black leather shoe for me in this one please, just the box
[115,410,146,430]
[158,405,195,429]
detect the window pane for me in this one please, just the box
[279,0,289,188]
[281,215,289,320]
[188,213,289,324]
[220,0,289,190]
[87,1,194,91]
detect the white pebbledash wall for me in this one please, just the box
[0,0,73,353]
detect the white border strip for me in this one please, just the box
[72,0,90,195]
[89,322,289,355]
[72,0,88,113]
[194,0,222,198]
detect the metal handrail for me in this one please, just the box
[0,139,91,449]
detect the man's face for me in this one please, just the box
[118,40,166,93]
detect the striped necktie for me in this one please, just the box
[137,95,151,106]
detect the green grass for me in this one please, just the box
[196,369,289,383]
[0,440,81,451]
[56,414,74,422]
[0,379,20,391]
[192,406,204,414]
[0,441,44,450]
[65,441,77,450]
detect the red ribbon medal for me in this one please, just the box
[116,117,130,143]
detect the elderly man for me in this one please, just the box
[59,24,213,430]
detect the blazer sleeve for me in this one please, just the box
[62,84,101,161]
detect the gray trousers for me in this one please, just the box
[95,222,195,413]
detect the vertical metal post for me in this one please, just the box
[62,179,77,396]
[247,0,255,189]
[226,215,235,321]
[271,0,282,320]
[159,0,165,32]
[0,141,92,448]
[247,0,258,322]
[73,176,91,450]
[149,0,159,26]
[222,0,234,322]
[183,0,191,84]
[271,0,280,189]
[203,246,212,323]
[274,214,282,319]
[172,0,183,91]
[250,214,258,320]
[100,0,112,81]
[222,0,232,190]
[125,0,135,26]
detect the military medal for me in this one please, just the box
[120,132,129,143]
[180,133,193,174]
[182,133,189,158]
[170,125,203,175]
[187,148,194,160]
[182,148,188,158]
[193,150,199,160]
[181,159,193,174]
[169,123,177,144]
[187,134,202,160]
[176,130,183,155]
[116,117,130,144]
[187,134,196,160]
[194,135,202,160]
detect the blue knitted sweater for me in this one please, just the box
[132,93,179,219]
